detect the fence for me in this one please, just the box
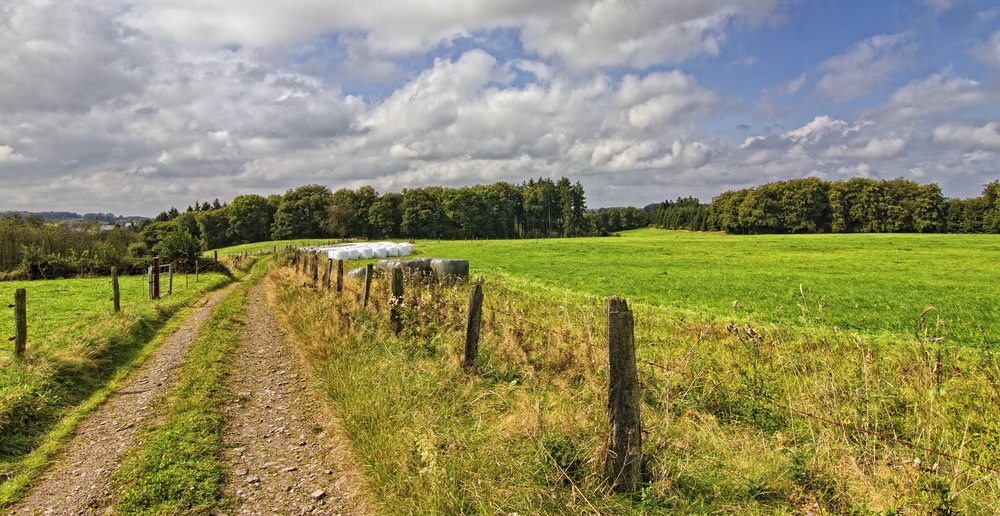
[280,247,1000,510]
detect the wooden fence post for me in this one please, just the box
[152,257,160,300]
[13,288,26,358]
[605,296,641,493]
[390,267,404,335]
[111,266,121,313]
[311,253,319,282]
[195,260,199,282]
[323,258,332,289]
[214,250,218,273]
[336,260,344,293]
[463,283,484,368]
[363,264,374,308]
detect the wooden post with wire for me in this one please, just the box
[390,267,404,334]
[605,295,641,493]
[463,283,483,368]
[323,258,332,289]
[111,266,121,313]
[336,260,344,293]
[363,264,374,307]
[152,257,161,300]
[311,253,319,282]
[12,288,26,358]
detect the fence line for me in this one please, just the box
[280,256,999,503]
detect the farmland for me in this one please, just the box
[268,229,1000,514]
[417,228,1000,348]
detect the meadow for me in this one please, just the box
[417,228,1000,349]
[269,230,1000,514]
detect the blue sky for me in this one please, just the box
[1,0,998,215]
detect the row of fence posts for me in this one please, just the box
[7,250,219,359]
[289,248,643,492]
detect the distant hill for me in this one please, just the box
[0,211,148,224]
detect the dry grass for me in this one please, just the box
[268,252,1000,514]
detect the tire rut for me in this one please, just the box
[10,283,240,515]
[218,282,370,516]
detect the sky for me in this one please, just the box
[1,0,998,216]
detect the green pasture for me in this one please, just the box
[413,229,998,348]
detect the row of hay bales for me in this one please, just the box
[346,258,470,284]
[304,242,416,260]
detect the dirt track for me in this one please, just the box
[9,274,369,515]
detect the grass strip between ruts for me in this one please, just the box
[112,259,267,514]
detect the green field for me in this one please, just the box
[416,228,999,348]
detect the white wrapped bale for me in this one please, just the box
[347,266,368,280]
[400,243,415,256]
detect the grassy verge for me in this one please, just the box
[269,255,1000,514]
[111,258,268,514]
[0,272,232,507]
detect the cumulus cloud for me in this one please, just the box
[973,31,1000,68]
[814,32,913,101]
[933,122,1000,150]
[882,70,988,118]
[123,0,779,70]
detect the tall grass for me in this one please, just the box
[270,253,1000,514]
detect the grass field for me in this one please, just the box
[270,232,1000,514]
[415,228,1000,348]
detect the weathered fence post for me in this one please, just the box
[152,257,161,300]
[605,295,641,492]
[463,283,484,368]
[336,260,344,293]
[362,264,374,308]
[213,250,218,273]
[294,251,300,274]
[195,260,199,282]
[390,267,404,335]
[111,266,120,313]
[13,288,26,358]
[311,253,319,282]
[323,258,332,289]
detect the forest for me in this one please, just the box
[0,178,648,278]
[651,176,1000,234]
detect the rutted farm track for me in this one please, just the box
[10,274,369,515]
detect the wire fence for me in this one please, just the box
[280,250,1000,511]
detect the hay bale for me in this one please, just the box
[430,258,469,283]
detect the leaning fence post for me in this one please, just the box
[390,267,404,334]
[463,283,484,368]
[13,288,26,358]
[111,266,121,313]
[336,260,344,293]
[605,295,641,492]
[363,264,374,308]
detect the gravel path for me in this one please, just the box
[219,282,370,516]
[11,283,239,515]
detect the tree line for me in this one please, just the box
[651,177,1000,234]
[1,177,654,278]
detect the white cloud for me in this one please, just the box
[883,70,988,118]
[973,31,1000,68]
[123,0,779,70]
[933,122,1000,150]
[824,137,906,160]
[814,32,913,101]
[781,73,806,95]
